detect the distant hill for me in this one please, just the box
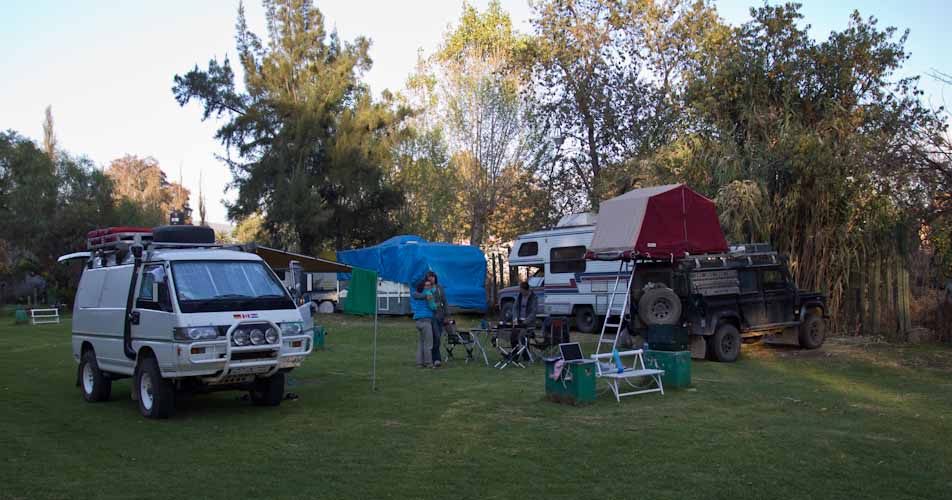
[206,221,235,236]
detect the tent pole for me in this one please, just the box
[372,279,379,392]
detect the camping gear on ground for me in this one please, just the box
[337,235,487,313]
[14,308,29,324]
[313,325,326,350]
[545,342,597,404]
[492,323,534,369]
[644,350,691,388]
[29,308,60,325]
[590,348,665,402]
[445,323,490,366]
[644,324,689,351]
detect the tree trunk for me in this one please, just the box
[870,256,880,336]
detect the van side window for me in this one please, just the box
[137,265,173,312]
[761,269,787,290]
[550,246,586,274]
[739,270,758,293]
[517,242,538,257]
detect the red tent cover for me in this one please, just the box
[588,184,727,259]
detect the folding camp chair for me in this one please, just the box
[445,323,490,366]
[492,325,533,370]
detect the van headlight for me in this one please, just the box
[174,326,219,341]
[249,328,266,345]
[265,327,279,344]
[280,322,304,336]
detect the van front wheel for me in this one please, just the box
[79,350,112,402]
[135,356,175,419]
[250,372,285,406]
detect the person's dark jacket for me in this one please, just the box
[512,291,538,325]
[432,284,449,320]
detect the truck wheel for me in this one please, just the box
[798,313,825,349]
[79,350,112,402]
[575,306,596,333]
[712,323,741,362]
[250,372,285,406]
[135,356,175,419]
[500,300,514,324]
[638,287,681,326]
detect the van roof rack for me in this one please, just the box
[86,227,153,251]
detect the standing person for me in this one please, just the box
[427,271,449,366]
[510,281,538,355]
[411,280,434,368]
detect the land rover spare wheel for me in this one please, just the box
[638,287,681,326]
[575,306,596,333]
[79,349,112,402]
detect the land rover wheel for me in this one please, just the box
[638,287,681,326]
[712,323,741,363]
[500,300,514,324]
[575,306,596,333]
[79,350,112,402]
[135,356,175,419]
[799,313,825,349]
[250,372,285,406]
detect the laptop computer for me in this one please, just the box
[559,342,585,363]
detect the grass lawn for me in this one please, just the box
[1,314,951,500]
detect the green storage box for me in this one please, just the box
[644,324,689,351]
[545,359,597,405]
[644,350,691,388]
[313,325,326,350]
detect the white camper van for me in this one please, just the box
[498,213,629,332]
[61,226,313,419]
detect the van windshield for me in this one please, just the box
[171,261,294,313]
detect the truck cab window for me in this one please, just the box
[761,269,787,290]
[137,265,173,312]
[549,246,586,274]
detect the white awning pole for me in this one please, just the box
[372,278,379,391]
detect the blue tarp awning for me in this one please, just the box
[337,235,487,311]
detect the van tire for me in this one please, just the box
[575,306,596,333]
[79,350,112,402]
[250,372,285,406]
[712,323,741,363]
[638,287,681,326]
[798,313,825,349]
[135,356,175,419]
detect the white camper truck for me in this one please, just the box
[60,226,313,419]
[498,213,629,332]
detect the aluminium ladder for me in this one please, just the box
[594,260,636,357]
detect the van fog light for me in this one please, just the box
[250,329,265,345]
[265,327,279,344]
[233,330,251,346]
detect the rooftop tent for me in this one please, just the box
[337,236,488,311]
[589,184,728,258]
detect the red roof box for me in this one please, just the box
[588,184,727,259]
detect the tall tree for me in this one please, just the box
[106,155,190,225]
[173,0,408,253]
[434,0,533,246]
[42,105,57,164]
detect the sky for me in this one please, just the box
[1,0,949,225]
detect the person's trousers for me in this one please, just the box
[415,319,434,366]
[431,317,443,362]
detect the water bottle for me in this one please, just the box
[612,348,624,374]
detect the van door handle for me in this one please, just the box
[130,311,140,325]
